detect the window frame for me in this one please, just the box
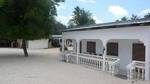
[107,42,118,56]
[87,41,96,54]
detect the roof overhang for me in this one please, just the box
[63,19,150,32]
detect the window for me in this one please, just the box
[87,41,96,54]
[107,42,118,56]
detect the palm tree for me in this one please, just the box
[68,6,95,27]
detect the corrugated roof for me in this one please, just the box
[63,18,150,32]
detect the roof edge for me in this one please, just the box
[63,19,150,32]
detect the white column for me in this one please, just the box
[76,40,80,64]
[62,39,65,53]
[61,39,65,61]
[103,41,107,71]
[65,39,67,47]
[73,40,77,52]
[145,41,150,80]
[11,42,14,48]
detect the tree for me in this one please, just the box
[68,6,95,28]
[0,0,64,56]
[52,21,66,35]
[144,13,150,19]
[115,20,120,22]
[130,14,139,21]
[120,16,128,21]
[68,20,76,28]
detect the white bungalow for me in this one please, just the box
[61,19,150,80]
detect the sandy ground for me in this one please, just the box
[0,48,149,84]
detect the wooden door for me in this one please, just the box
[87,41,96,54]
[132,43,145,61]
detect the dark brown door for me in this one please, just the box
[87,41,96,54]
[132,43,145,61]
[80,42,82,53]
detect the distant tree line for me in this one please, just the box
[56,6,150,30]
[66,6,150,28]
[116,13,150,22]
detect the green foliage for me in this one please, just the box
[121,16,128,21]
[0,0,5,6]
[68,20,76,28]
[130,14,139,21]
[115,20,120,22]
[0,0,63,40]
[68,6,95,28]
[52,21,66,35]
[144,13,150,19]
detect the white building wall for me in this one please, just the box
[63,26,150,41]
[118,40,132,75]
[28,39,48,49]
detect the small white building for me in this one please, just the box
[61,19,150,80]
[27,39,49,49]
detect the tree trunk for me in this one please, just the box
[22,39,28,57]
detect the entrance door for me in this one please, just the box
[87,41,96,54]
[132,43,145,61]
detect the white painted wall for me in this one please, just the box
[63,26,150,42]
[28,39,48,49]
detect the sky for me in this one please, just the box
[56,0,150,25]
